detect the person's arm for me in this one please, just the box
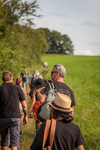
[28,73,30,78]
[29,90,36,112]
[22,88,27,102]
[77,145,85,150]
[29,80,31,89]
[21,100,28,125]
[36,87,46,104]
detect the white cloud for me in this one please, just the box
[83,50,94,56]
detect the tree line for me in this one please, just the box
[0,0,74,84]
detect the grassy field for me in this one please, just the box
[41,55,100,150]
[0,55,100,150]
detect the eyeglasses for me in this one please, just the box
[51,71,57,75]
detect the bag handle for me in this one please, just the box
[42,119,56,149]
[42,120,51,149]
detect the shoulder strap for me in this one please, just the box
[49,119,56,147]
[42,119,56,149]
[42,120,51,149]
[48,83,55,89]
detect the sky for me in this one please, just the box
[32,0,100,56]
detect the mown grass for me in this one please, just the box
[0,55,100,150]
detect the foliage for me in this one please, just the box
[1,0,41,26]
[39,28,74,54]
[0,31,23,84]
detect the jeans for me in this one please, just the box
[0,118,20,148]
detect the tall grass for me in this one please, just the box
[41,55,100,150]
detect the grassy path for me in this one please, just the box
[19,89,36,150]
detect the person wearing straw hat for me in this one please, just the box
[36,64,76,108]
[30,93,85,150]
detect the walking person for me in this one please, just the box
[37,64,76,108]
[15,77,27,135]
[28,69,43,98]
[0,71,28,150]
[30,93,85,150]
[21,66,30,93]
[29,78,47,133]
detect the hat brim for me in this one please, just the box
[48,101,73,112]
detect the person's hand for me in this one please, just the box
[29,108,32,113]
[23,117,28,125]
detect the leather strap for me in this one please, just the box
[42,119,56,149]
[49,119,56,147]
[42,120,51,149]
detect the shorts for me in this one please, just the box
[19,103,24,115]
[0,118,20,148]
[22,80,28,87]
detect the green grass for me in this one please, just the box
[41,54,100,150]
[0,55,100,150]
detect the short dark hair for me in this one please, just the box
[53,109,73,123]
[2,71,13,82]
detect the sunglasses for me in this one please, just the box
[51,71,57,75]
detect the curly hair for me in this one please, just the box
[53,109,73,123]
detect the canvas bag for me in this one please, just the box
[42,119,56,150]
[37,83,57,121]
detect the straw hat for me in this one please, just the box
[48,93,73,112]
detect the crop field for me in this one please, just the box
[0,55,100,150]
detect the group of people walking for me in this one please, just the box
[0,64,85,150]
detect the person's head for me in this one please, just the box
[34,70,39,75]
[15,77,22,87]
[32,78,47,90]
[24,66,27,71]
[2,71,13,83]
[51,64,66,81]
[48,93,73,122]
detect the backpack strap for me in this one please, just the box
[42,119,56,149]
[49,119,56,147]
[48,83,55,89]
[42,119,51,149]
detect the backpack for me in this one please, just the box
[22,71,28,81]
[37,83,58,122]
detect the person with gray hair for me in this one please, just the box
[36,64,76,108]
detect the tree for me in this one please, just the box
[1,0,41,26]
[40,28,74,54]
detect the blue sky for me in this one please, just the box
[32,0,100,55]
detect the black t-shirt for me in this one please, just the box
[0,83,25,118]
[43,82,76,107]
[30,120,85,150]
